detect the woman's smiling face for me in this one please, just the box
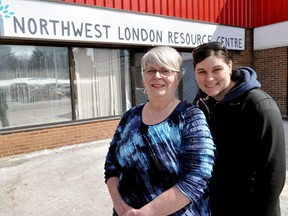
[142,63,179,100]
[194,55,233,101]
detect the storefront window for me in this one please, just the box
[72,48,131,119]
[0,45,71,128]
[182,52,198,103]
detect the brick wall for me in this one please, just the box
[0,119,119,158]
[253,47,287,115]
[231,29,254,68]
[231,29,287,116]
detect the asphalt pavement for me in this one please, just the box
[0,120,288,216]
[0,140,113,216]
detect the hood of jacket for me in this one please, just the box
[220,66,261,104]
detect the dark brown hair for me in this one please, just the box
[192,41,232,69]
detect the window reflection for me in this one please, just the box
[0,45,72,128]
[72,48,131,119]
[0,87,9,127]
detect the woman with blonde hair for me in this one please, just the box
[105,46,215,215]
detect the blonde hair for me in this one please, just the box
[141,46,182,78]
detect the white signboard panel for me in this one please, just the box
[254,21,288,50]
[0,0,245,50]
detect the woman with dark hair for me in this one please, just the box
[192,41,286,216]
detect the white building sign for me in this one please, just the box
[0,0,245,50]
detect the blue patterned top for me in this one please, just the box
[104,101,215,215]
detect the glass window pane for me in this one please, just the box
[72,48,131,119]
[181,52,198,102]
[132,52,148,105]
[0,45,72,128]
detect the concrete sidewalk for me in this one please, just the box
[0,140,113,216]
[0,120,288,216]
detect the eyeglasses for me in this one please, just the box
[192,42,226,58]
[143,68,178,77]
